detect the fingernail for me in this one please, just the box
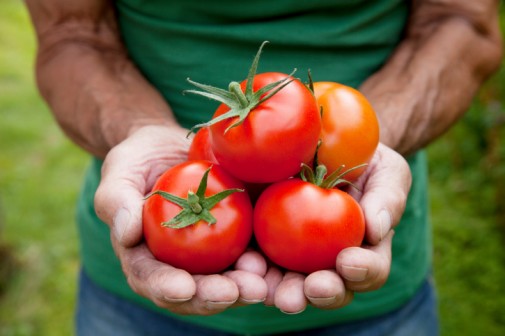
[378,209,392,241]
[162,296,192,303]
[113,207,131,243]
[280,308,306,315]
[306,296,336,307]
[341,266,368,282]
[205,300,237,310]
[239,297,266,304]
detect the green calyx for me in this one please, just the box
[146,167,243,229]
[185,41,297,133]
[300,163,367,190]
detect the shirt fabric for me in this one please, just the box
[76,0,432,334]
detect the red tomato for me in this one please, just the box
[143,160,253,274]
[314,82,379,181]
[188,127,217,163]
[253,178,365,274]
[188,126,270,203]
[187,42,320,183]
[210,73,320,183]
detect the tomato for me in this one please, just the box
[253,172,365,274]
[314,81,379,181]
[187,42,321,183]
[142,160,253,274]
[188,127,217,164]
[188,127,268,203]
[209,73,320,183]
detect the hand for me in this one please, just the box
[270,144,412,313]
[94,125,268,315]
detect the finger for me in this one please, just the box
[234,250,268,277]
[116,241,197,307]
[351,144,411,244]
[274,272,307,314]
[189,274,240,314]
[147,274,239,316]
[224,270,268,304]
[304,270,353,309]
[337,231,394,292]
[263,266,283,306]
[115,235,243,316]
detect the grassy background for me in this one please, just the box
[0,0,504,335]
[0,1,86,335]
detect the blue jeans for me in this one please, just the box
[76,270,439,336]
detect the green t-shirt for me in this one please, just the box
[77,1,432,334]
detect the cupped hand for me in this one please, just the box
[271,143,412,314]
[94,125,268,315]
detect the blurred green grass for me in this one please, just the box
[0,0,504,335]
[0,1,87,335]
[429,61,505,334]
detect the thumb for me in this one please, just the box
[94,149,145,247]
[94,125,191,248]
[355,144,411,245]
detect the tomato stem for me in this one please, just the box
[145,167,244,229]
[187,191,203,214]
[314,165,327,186]
[300,163,366,190]
[229,82,249,108]
[185,41,297,134]
[306,69,315,94]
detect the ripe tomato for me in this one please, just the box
[188,127,217,164]
[253,177,365,274]
[314,81,379,181]
[187,42,321,183]
[210,73,320,183]
[142,160,253,274]
[188,128,268,203]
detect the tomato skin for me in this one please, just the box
[210,73,321,183]
[314,82,379,181]
[142,160,253,274]
[188,127,218,164]
[253,179,365,274]
[188,128,268,203]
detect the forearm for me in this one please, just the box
[360,0,503,156]
[26,1,178,158]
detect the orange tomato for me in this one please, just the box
[313,82,380,181]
